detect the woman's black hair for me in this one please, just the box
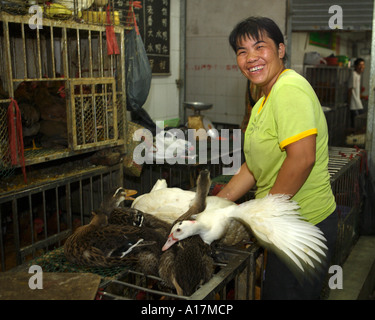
[229,17,287,63]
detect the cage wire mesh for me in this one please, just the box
[0,101,14,178]
[25,246,129,279]
[0,161,123,272]
[304,66,351,146]
[72,80,117,148]
[328,147,366,266]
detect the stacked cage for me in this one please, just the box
[328,147,366,265]
[0,1,131,271]
[0,1,128,175]
[98,245,263,300]
[305,65,351,146]
[0,162,123,271]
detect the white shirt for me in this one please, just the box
[349,71,363,111]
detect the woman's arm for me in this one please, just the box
[270,134,316,198]
[216,162,256,201]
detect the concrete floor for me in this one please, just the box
[328,236,375,300]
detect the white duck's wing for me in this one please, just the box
[228,194,328,282]
[132,188,196,223]
[205,196,234,209]
[206,197,251,246]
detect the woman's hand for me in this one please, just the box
[216,162,256,202]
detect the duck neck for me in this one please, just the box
[181,220,203,240]
[194,171,210,210]
[192,221,212,245]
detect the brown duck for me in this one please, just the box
[63,209,157,267]
[158,169,214,296]
[99,187,137,215]
[106,171,214,296]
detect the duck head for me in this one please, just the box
[101,187,138,213]
[162,220,199,251]
[116,187,138,202]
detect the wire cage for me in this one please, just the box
[0,5,128,179]
[0,2,142,273]
[1,155,264,299]
[304,66,351,146]
[305,66,351,109]
[98,245,263,300]
[14,241,263,300]
[0,160,123,272]
[328,147,366,266]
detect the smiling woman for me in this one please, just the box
[216,17,338,300]
[229,17,286,96]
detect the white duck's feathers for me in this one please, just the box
[231,195,328,255]
[132,179,249,245]
[165,194,328,281]
[132,181,234,224]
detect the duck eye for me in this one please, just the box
[176,228,181,232]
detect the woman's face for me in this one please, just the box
[236,33,285,95]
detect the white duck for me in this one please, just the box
[162,194,328,281]
[131,170,251,246]
[131,179,198,224]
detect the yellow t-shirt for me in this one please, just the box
[244,69,336,225]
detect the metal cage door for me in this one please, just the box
[69,78,118,150]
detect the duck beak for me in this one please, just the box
[162,233,178,251]
[124,189,138,201]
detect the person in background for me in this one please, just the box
[216,16,338,300]
[348,58,365,129]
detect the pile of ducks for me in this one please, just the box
[64,170,329,296]
[64,176,214,296]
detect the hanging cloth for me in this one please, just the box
[106,5,120,55]
[7,98,27,183]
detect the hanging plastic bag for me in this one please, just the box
[125,1,152,112]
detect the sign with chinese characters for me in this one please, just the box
[115,0,170,75]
